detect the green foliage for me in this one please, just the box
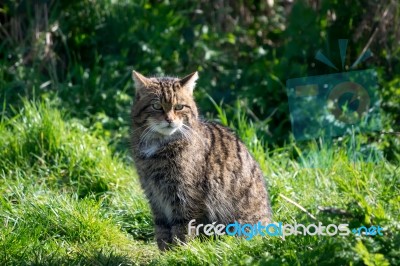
[354,241,390,266]
[1,0,399,147]
[0,0,399,265]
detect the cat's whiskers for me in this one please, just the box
[130,124,152,135]
[181,124,206,147]
[179,127,195,146]
[138,126,152,145]
[139,124,158,148]
[129,124,152,151]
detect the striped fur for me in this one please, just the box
[130,71,272,250]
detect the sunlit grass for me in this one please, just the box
[0,100,399,265]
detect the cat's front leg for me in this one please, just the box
[154,218,172,251]
[171,220,191,245]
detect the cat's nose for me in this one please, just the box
[165,117,172,124]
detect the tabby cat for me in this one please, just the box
[130,71,271,250]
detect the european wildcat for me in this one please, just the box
[130,71,272,250]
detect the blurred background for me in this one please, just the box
[1,0,399,156]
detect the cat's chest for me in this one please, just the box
[137,138,188,159]
[136,151,204,220]
[150,176,193,220]
[140,144,160,158]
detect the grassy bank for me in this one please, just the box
[0,101,398,265]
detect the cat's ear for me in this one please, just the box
[179,71,198,94]
[132,70,151,89]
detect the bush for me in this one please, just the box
[1,0,399,146]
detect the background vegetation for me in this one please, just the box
[0,0,399,265]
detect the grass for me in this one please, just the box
[0,100,399,265]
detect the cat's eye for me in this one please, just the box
[174,104,184,110]
[152,103,163,110]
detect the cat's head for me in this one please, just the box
[131,71,199,137]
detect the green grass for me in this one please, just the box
[0,100,399,265]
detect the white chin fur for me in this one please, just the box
[156,126,179,136]
[140,125,181,157]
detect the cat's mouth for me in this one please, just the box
[156,124,181,136]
